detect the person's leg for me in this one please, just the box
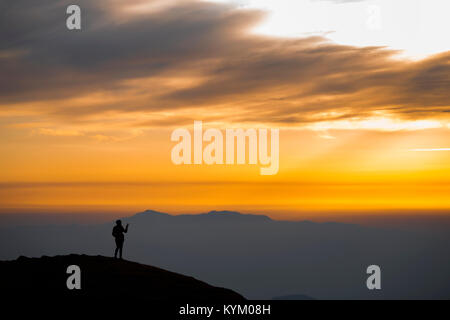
[119,240,124,259]
[114,239,120,258]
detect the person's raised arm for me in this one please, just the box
[125,223,129,233]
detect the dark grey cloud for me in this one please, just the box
[0,0,262,103]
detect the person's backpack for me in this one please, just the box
[112,226,119,238]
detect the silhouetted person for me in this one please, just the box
[112,220,129,259]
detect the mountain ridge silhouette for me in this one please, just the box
[1,209,450,299]
[130,209,273,222]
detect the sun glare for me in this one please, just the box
[207,0,450,58]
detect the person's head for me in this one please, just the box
[116,220,122,226]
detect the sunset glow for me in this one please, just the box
[1,0,449,221]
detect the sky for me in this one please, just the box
[0,0,449,221]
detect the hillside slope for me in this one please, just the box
[0,254,245,302]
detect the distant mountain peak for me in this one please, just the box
[207,210,242,215]
[128,209,272,222]
[206,210,272,221]
[126,210,172,222]
[137,210,170,216]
